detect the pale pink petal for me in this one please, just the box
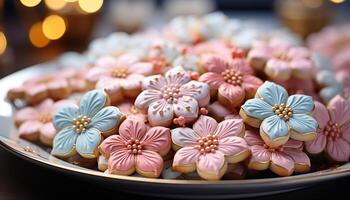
[109,149,136,173]
[271,151,294,174]
[96,56,117,68]
[198,72,225,91]
[218,83,245,103]
[193,115,218,137]
[197,151,225,174]
[136,150,163,177]
[26,84,47,99]
[85,67,111,83]
[202,56,227,73]
[328,95,350,126]
[128,62,154,76]
[312,101,330,129]
[148,100,174,126]
[227,59,254,75]
[119,118,147,140]
[305,131,327,154]
[14,107,39,124]
[173,147,200,168]
[116,54,139,67]
[265,59,292,81]
[180,80,210,107]
[214,118,244,138]
[164,68,190,85]
[122,74,143,90]
[134,89,162,109]
[40,122,57,142]
[141,127,171,153]
[19,121,43,139]
[171,127,200,147]
[336,70,350,89]
[249,145,271,166]
[142,75,167,90]
[326,138,350,162]
[218,136,249,156]
[95,77,123,95]
[241,75,263,98]
[47,79,69,91]
[99,135,127,155]
[287,47,311,59]
[248,47,272,62]
[244,130,264,146]
[283,148,311,167]
[283,139,303,149]
[289,59,314,79]
[341,122,350,143]
[36,99,55,111]
[173,96,199,122]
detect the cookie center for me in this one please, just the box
[273,51,290,61]
[324,121,341,140]
[272,103,293,121]
[38,112,52,123]
[112,67,128,78]
[125,137,143,155]
[160,84,182,104]
[195,135,219,154]
[221,69,242,86]
[263,144,284,152]
[72,115,91,133]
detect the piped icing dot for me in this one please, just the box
[125,137,143,155]
[72,115,91,133]
[272,103,293,121]
[160,84,182,104]
[111,67,128,78]
[324,121,342,140]
[194,134,219,154]
[221,69,243,86]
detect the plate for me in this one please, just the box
[1,63,350,199]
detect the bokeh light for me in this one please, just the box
[330,0,346,3]
[64,0,78,2]
[42,15,66,40]
[20,0,41,7]
[29,22,50,48]
[78,0,103,13]
[0,32,7,55]
[44,0,66,10]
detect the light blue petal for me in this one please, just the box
[257,81,288,106]
[91,106,124,133]
[242,98,274,120]
[261,115,289,139]
[287,95,314,114]
[79,89,108,118]
[76,128,102,158]
[52,127,78,157]
[53,104,79,130]
[288,114,318,134]
[320,84,342,103]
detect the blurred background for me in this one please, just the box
[0,0,349,77]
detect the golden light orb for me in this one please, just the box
[44,0,66,10]
[42,15,66,40]
[20,0,41,7]
[78,0,103,13]
[29,22,50,48]
[0,32,7,55]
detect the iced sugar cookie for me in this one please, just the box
[240,81,318,147]
[171,115,250,180]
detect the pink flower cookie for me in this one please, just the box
[247,39,315,81]
[244,130,311,176]
[135,67,210,127]
[116,101,147,122]
[85,54,154,104]
[199,54,263,108]
[171,115,250,180]
[99,118,171,178]
[305,96,350,162]
[14,99,71,146]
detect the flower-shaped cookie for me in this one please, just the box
[199,55,263,108]
[135,67,210,126]
[52,89,124,159]
[171,115,250,180]
[14,99,71,146]
[248,39,315,81]
[99,118,171,178]
[148,41,180,73]
[244,130,310,176]
[305,96,350,162]
[86,54,154,104]
[240,81,318,147]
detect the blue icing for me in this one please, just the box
[257,81,288,106]
[287,95,314,114]
[288,114,318,134]
[52,127,78,157]
[53,105,79,130]
[91,106,123,133]
[79,89,107,118]
[261,115,289,139]
[75,128,101,157]
[242,98,274,120]
[320,84,342,103]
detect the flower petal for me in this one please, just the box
[244,130,264,146]
[148,100,174,126]
[218,83,245,104]
[248,145,270,170]
[52,127,78,157]
[79,89,108,118]
[136,150,163,178]
[165,67,190,85]
[214,118,245,138]
[172,127,201,147]
[341,122,350,143]
[109,149,135,174]
[287,95,314,114]
[290,59,314,79]
[202,56,227,73]
[326,138,350,162]
[53,104,79,130]
[142,75,167,90]
[283,139,303,149]
[119,118,147,140]
[14,107,39,125]
[218,136,249,156]
[134,89,162,109]
[91,106,124,134]
[193,115,218,137]
[256,81,288,106]
[95,77,122,95]
[241,75,263,98]
[19,121,42,140]
[328,95,350,126]
[312,101,330,129]
[39,122,57,145]
[99,135,126,155]
[173,96,198,121]
[197,151,225,174]
[304,131,327,154]
[261,115,289,139]
[128,62,153,75]
[241,98,274,120]
[142,127,171,154]
[76,128,102,158]
[283,148,310,167]
[116,54,139,67]
[198,72,225,91]
[271,151,294,175]
[173,147,200,168]
[180,80,210,107]
[265,59,292,81]
[122,74,143,91]
[288,114,318,134]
